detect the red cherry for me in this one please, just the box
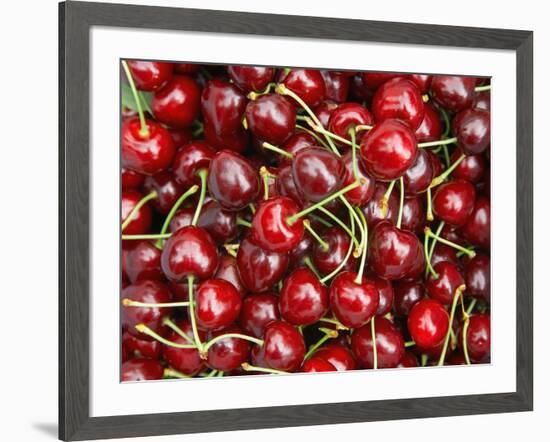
[126,61,173,91]
[174,63,199,74]
[152,75,201,128]
[368,275,394,316]
[281,68,326,108]
[201,79,247,136]
[452,108,491,155]
[279,132,316,167]
[206,325,251,371]
[122,358,164,381]
[173,141,215,188]
[276,166,306,207]
[450,149,486,183]
[360,72,399,89]
[432,180,476,226]
[162,320,205,375]
[430,243,461,268]
[400,196,425,234]
[430,75,477,112]
[312,227,358,275]
[279,267,329,325]
[143,172,185,214]
[314,100,339,128]
[168,127,193,149]
[473,91,491,111]
[301,357,336,372]
[214,255,247,296]
[426,262,465,305]
[408,74,432,93]
[121,117,176,175]
[415,103,443,143]
[460,313,490,362]
[263,321,306,372]
[408,299,449,349]
[122,167,145,190]
[197,199,238,244]
[328,102,373,145]
[351,317,405,368]
[340,151,375,206]
[124,240,162,283]
[314,343,357,371]
[246,94,296,145]
[363,182,399,228]
[460,196,490,249]
[464,254,490,301]
[360,119,418,180]
[122,331,162,360]
[121,190,153,235]
[227,65,275,93]
[403,149,434,195]
[393,280,424,317]
[195,279,242,330]
[168,207,194,233]
[288,233,314,270]
[160,226,219,282]
[321,71,350,103]
[239,293,280,338]
[203,122,249,153]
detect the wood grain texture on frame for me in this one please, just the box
[59,1,533,440]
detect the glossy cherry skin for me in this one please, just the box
[281,68,326,108]
[195,279,242,330]
[227,65,275,93]
[122,331,162,360]
[239,293,280,338]
[460,196,490,249]
[430,243,460,268]
[368,275,393,316]
[451,149,486,183]
[408,74,432,93]
[426,262,465,305]
[314,100,339,128]
[464,254,490,301]
[152,75,201,128]
[143,172,185,214]
[197,199,238,244]
[168,207,194,233]
[329,271,379,328]
[126,61,173,91]
[279,132,316,167]
[415,103,443,143]
[203,122,249,154]
[291,147,344,202]
[124,240,162,283]
[312,227,358,275]
[360,119,418,180]
[173,63,200,74]
[430,75,477,112]
[279,267,329,325]
[403,149,434,195]
[397,351,419,368]
[237,236,289,293]
[121,117,176,175]
[363,182,399,228]
[473,91,491,111]
[360,72,399,89]
[160,226,219,282]
[288,234,313,270]
[214,255,246,296]
[432,180,476,226]
[168,127,193,148]
[372,77,425,130]
[162,320,206,375]
[121,190,153,235]
[460,313,490,362]
[173,141,215,188]
[201,79,247,136]
[121,358,164,381]
[392,280,424,317]
[408,299,449,349]
[351,317,405,369]
[122,167,145,190]
[452,108,490,155]
[368,221,425,280]
[314,343,357,371]
[328,102,373,145]
[400,196,424,234]
[301,357,337,372]
[321,71,350,103]
[206,325,251,372]
[122,280,172,340]
[250,196,304,253]
[262,321,306,372]
[246,94,296,145]
[207,150,260,211]
[276,166,305,207]
[340,151,375,206]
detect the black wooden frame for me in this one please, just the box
[59,1,533,440]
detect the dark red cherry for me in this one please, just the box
[122,280,172,340]
[168,207,194,233]
[215,255,247,296]
[279,132,316,167]
[301,357,336,372]
[448,351,466,365]
[372,77,424,130]
[360,72,399,89]
[427,150,444,177]
[451,149,486,183]
[126,61,173,91]
[239,293,280,338]
[408,299,449,349]
[279,267,329,325]
[121,117,176,175]
[440,224,466,246]
[460,196,490,249]
[312,227,358,275]
[321,71,350,103]
[351,317,405,368]
[400,196,424,234]
[122,358,164,381]
[432,180,476,226]
[291,147,344,202]
[314,343,357,371]
[168,127,193,148]
[408,74,432,93]
[393,279,424,317]
[329,271,379,328]
[460,313,490,362]
[246,94,296,145]
[464,254,490,301]
[207,150,260,211]
[426,262,465,305]
[236,236,289,292]
[227,65,275,93]
[195,279,242,330]
[124,240,162,283]
[360,119,418,180]
[250,196,304,253]
[403,150,434,195]
[368,221,425,280]
[263,321,306,372]
[122,167,145,190]
[288,233,314,269]
[368,275,393,316]
[415,103,442,143]
[452,108,490,155]
[173,63,199,74]
[314,100,339,128]
[206,325,251,372]
[430,75,477,112]
[328,102,373,145]
[281,68,326,108]
[473,91,491,111]
[276,166,305,207]
[341,151,375,206]
[397,351,419,368]
[203,122,249,154]
[144,172,185,214]
[363,182,399,228]
[122,331,162,360]
[430,243,460,268]
[121,190,153,235]
[173,141,215,188]
[160,226,219,282]
[152,75,201,128]
[197,199,238,244]
[201,79,247,136]
[162,320,205,375]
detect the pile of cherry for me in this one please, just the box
[121,61,491,382]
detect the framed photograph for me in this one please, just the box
[59,1,533,440]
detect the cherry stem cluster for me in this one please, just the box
[121,190,158,232]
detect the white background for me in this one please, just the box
[0,0,545,441]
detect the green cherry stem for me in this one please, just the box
[317,206,361,250]
[437,284,466,366]
[355,124,373,133]
[418,137,458,149]
[425,221,445,278]
[404,340,416,348]
[339,197,366,256]
[426,187,434,221]
[320,210,356,284]
[440,109,451,138]
[202,333,264,354]
[396,177,405,229]
[379,180,396,217]
[164,367,191,379]
[236,217,252,228]
[260,166,272,200]
[354,207,369,284]
[224,244,239,258]
[466,298,477,315]
[303,219,329,251]
[424,227,476,258]
[303,256,322,280]
[304,327,338,359]
[295,124,330,149]
[318,317,349,330]
[155,184,199,248]
[205,369,219,378]
[309,213,333,228]
[475,85,491,92]
[304,117,351,149]
[241,362,288,375]
[121,190,158,232]
[121,60,149,137]
[430,154,466,188]
[122,233,172,241]
[122,298,190,308]
[424,230,439,279]
[162,317,194,344]
[442,145,451,168]
[349,127,360,182]
[247,82,276,100]
[187,275,204,353]
[134,324,197,349]
[371,318,378,369]
[262,142,294,159]
[191,169,208,226]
